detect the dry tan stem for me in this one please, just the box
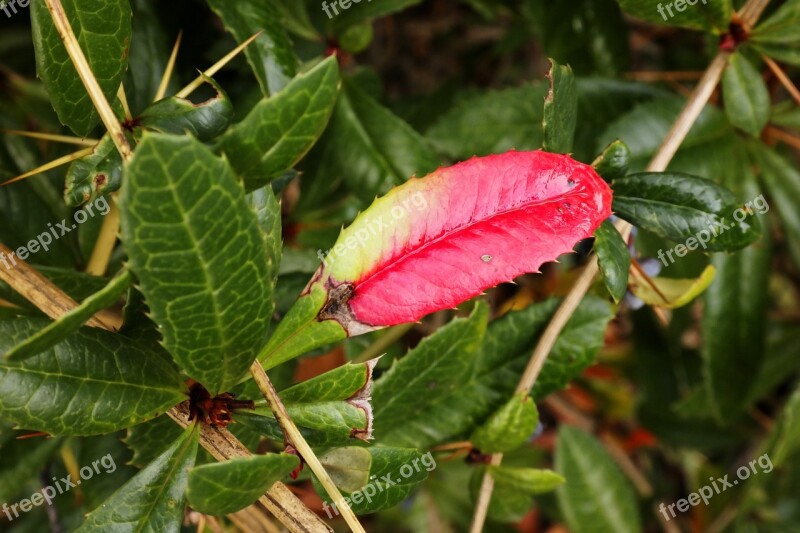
[249,362,366,533]
[468,1,773,529]
[0,241,330,533]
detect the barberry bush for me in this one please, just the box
[0,0,799,531]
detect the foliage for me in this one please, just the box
[0,0,799,532]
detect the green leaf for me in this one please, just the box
[4,270,132,361]
[124,415,184,469]
[489,466,565,494]
[592,140,631,182]
[702,209,771,422]
[205,0,297,95]
[0,318,187,436]
[217,57,339,190]
[236,361,376,446]
[378,297,611,449]
[313,447,432,515]
[764,385,800,467]
[751,0,800,66]
[470,393,539,454]
[611,172,762,252]
[139,76,234,142]
[328,0,423,31]
[629,264,716,308]
[120,133,273,394]
[542,59,578,154]
[30,0,133,136]
[528,0,629,76]
[426,84,547,160]
[751,145,800,267]
[78,424,199,533]
[306,77,440,203]
[257,281,348,370]
[597,97,739,180]
[472,466,565,523]
[270,0,320,41]
[123,0,172,115]
[593,220,630,302]
[247,185,283,288]
[372,303,489,441]
[556,426,641,533]
[722,53,770,137]
[186,453,299,515]
[317,447,373,493]
[0,429,62,503]
[0,181,76,268]
[64,135,124,206]
[613,0,732,33]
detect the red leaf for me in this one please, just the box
[322,150,612,329]
[260,150,612,368]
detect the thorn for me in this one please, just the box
[1,128,98,147]
[117,83,132,122]
[1,146,95,186]
[155,31,183,102]
[176,31,263,99]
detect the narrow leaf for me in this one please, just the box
[0,318,187,436]
[592,139,631,182]
[426,83,547,160]
[722,53,770,137]
[120,133,272,394]
[64,134,123,206]
[373,304,488,440]
[4,270,132,361]
[236,361,377,446]
[217,57,339,190]
[594,220,630,302]
[470,393,539,454]
[378,297,611,448]
[751,0,800,66]
[629,264,716,309]
[556,426,641,533]
[312,447,432,515]
[139,76,234,142]
[702,214,771,422]
[613,0,732,33]
[542,59,578,154]
[0,431,62,504]
[30,0,133,136]
[78,424,199,532]
[751,144,800,267]
[205,0,297,95]
[612,172,761,252]
[311,77,440,203]
[317,447,373,493]
[186,453,299,515]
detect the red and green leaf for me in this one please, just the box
[260,150,612,368]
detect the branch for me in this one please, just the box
[42,0,132,161]
[250,362,366,533]
[0,241,330,533]
[468,1,773,529]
